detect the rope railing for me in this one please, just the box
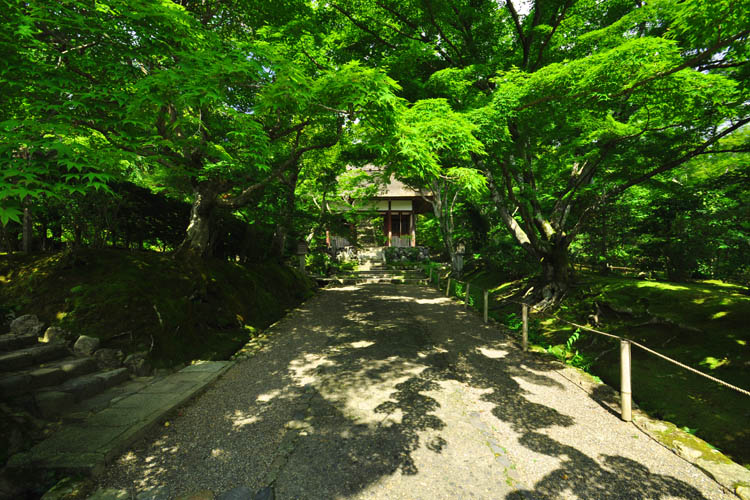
[422,265,750,423]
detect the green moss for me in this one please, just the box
[0,249,316,368]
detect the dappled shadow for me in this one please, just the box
[100,283,718,499]
[507,433,709,499]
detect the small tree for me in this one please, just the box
[392,99,486,276]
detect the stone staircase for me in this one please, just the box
[0,325,130,420]
[321,248,428,286]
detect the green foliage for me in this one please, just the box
[306,252,334,276]
[504,312,523,331]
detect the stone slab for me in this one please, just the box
[57,373,105,401]
[7,360,233,476]
[138,375,210,393]
[29,343,68,363]
[95,368,129,388]
[0,350,33,370]
[0,333,38,351]
[29,367,65,388]
[66,379,151,416]
[8,451,108,476]
[57,357,97,376]
[181,360,231,373]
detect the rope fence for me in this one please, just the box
[423,265,750,423]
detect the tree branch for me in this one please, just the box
[331,4,399,50]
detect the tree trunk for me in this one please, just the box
[40,222,48,252]
[22,202,32,253]
[537,243,572,305]
[177,184,218,257]
[270,170,300,261]
[430,181,463,278]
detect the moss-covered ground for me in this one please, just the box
[0,249,316,368]
[445,266,750,469]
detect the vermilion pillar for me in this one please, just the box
[410,212,416,247]
[386,210,392,246]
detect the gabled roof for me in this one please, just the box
[344,165,430,199]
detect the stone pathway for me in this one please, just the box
[91,284,738,499]
[8,361,231,476]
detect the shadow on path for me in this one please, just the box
[102,284,717,499]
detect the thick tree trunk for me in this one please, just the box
[536,243,572,305]
[177,184,218,258]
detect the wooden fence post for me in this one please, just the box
[428,268,432,284]
[620,340,632,422]
[465,283,470,309]
[483,290,488,324]
[446,278,451,297]
[522,303,528,352]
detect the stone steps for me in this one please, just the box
[354,271,423,278]
[29,368,131,418]
[0,356,97,398]
[323,276,428,286]
[0,342,69,371]
[0,332,39,351]
[1,317,139,420]
[7,361,232,477]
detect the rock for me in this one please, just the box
[175,491,215,500]
[736,485,750,500]
[253,487,275,500]
[124,352,152,376]
[93,348,124,369]
[217,487,253,500]
[41,326,68,344]
[73,335,100,356]
[10,314,44,336]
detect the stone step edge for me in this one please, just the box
[0,357,98,399]
[322,278,429,286]
[0,333,40,352]
[6,360,234,476]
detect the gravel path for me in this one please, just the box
[97,284,736,499]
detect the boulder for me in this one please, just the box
[10,315,44,336]
[73,335,100,356]
[93,348,124,369]
[41,326,68,344]
[124,352,152,376]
